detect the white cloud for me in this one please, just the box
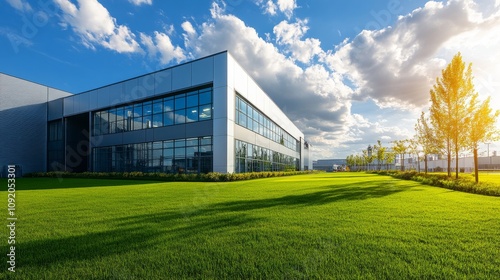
[257,0,297,18]
[128,0,153,6]
[325,0,500,109]
[273,19,323,64]
[140,31,186,65]
[264,0,277,15]
[6,0,32,13]
[182,2,352,159]
[54,0,142,53]
[181,21,196,35]
[276,0,297,17]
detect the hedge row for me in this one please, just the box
[25,170,322,182]
[372,171,500,197]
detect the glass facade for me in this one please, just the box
[235,95,300,152]
[93,87,212,136]
[234,139,299,173]
[93,136,213,173]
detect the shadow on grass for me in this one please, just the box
[211,181,418,211]
[17,177,419,271]
[0,177,163,191]
[18,211,262,270]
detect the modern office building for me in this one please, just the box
[0,51,309,176]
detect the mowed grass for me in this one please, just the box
[477,171,500,184]
[1,173,500,279]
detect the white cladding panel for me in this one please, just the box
[233,62,248,98]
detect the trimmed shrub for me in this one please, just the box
[371,171,500,197]
[24,170,323,182]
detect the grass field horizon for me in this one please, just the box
[2,173,500,279]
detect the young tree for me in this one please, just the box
[429,52,478,178]
[363,146,374,171]
[384,150,396,170]
[468,97,500,183]
[392,140,409,171]
[407,139,420,172]
[346,155,355,171]
[415,112,440,174]
[373,140,386,171]
[354,154,362,171]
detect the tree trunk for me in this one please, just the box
[474,147,479,183]
[455,149,459,179]
[447,153,451,177]
[417,155,421,173]
[401,155,405,171]
[424,155,428,174]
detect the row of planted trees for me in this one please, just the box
[346,140,394,171]
[345,139,416,172]
[347,53,499,183]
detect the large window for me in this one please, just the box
[234,139,299,173]
[93,87,212,136]
[93,136,213,173]
[235,95,299,152]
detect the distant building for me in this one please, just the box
[418,155,500,172]
[313,159,346,172]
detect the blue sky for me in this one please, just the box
[1,0,499,160]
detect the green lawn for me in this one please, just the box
[2,173,500,279]
[477,171,500,184]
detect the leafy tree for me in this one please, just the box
[414,112,441,174]
[468,97,500,183]
[353,154,363,171]
[384,150,396,170]
[362,147,374,171]
[430,52,478,178]
[373,140,386,171]
[392,140,409,171]
[407,138,420,172]
[346,155,354,171]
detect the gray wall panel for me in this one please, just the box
[136,74,155,99]
[106,83,124,108]
[0,73,71,175]
[172,63,192,91]
[63,96,75,116]
[185,121,213,138]
[89,90,99,111]
[48,99,64,121]
[48,88,72,101]
[120,130,146,145]
[214,52,228,89]
[96,133,124,147]
[192,57,214,86]
[145,129,154,143]
[73,92,90,114]
[152,125,186,140]
[155,69,172,96]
